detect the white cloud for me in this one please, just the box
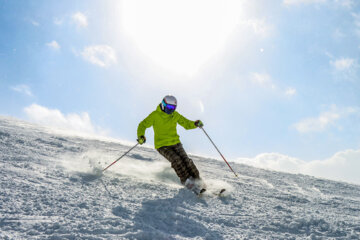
[30,20,39,26]
[81,45,117,68]
[293,105,357,133]
[335,0,354,8]
[330,57,358,81]
[283,0,326,5]
[240,19,273,38]
[72,12,88,28]
[250,73,298,97]
[331,58,355,71]
[236,153,304,173]
[284,0,354,7]
[352,13,360,40]
[24,104,106,135]
[285,87,297,96]
[234,149,360,185]
[11,84,33,97]
[353,12,360,28]
[294,111,339,133]
[332,29,345,40]
[54,18,63,25]
[304,149,360,184]
[251,72,276,89]
[46,40,61,50]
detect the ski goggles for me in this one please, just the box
[162,100,176,110]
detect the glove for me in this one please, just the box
[137,135,146,144]
[194,120,204,128]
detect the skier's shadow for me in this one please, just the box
[126,189,224,240]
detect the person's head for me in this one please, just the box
[160,95,177,114]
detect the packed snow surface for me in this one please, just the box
[1,116,360,239]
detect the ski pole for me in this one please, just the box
[200,127,238,177]
[102,142,139,172]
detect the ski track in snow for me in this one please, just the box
[1,116,360,240]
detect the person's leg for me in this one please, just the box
[157,145,191,184]
[172,143,200,180]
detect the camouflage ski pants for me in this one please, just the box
[157,143,200,184]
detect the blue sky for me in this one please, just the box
[1,0,360,183]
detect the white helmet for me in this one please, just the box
[160,95,177,114]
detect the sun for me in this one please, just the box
[119,0,243,77]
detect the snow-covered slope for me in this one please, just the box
[1,116,360,240]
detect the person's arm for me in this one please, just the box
[137,112,155,139]
[177,113,197,130]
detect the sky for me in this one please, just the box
[1,0,360,184]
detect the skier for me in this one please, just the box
[137,95,204,193]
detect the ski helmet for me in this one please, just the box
[160,95,177,114]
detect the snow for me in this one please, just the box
[1,116,360,239]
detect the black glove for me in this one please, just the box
[195,120,204,128]
[137,135,146,144]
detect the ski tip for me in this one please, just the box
[194,188,207,197]
[219,189,226,194]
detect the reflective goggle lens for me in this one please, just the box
[163,101,176,110]
[166,104,176,110]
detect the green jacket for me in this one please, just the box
[137,105,197,149]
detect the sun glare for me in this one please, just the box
[120,0,243,77]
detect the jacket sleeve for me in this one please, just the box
[177,113,197,130]
[137,112,155,137]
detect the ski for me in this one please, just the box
[217,188,226,195]
[208,188,226,197]
[194,188,206,196]
[184,177,226,197]
[197,188,226,197]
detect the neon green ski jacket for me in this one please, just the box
[137,105,197,149]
